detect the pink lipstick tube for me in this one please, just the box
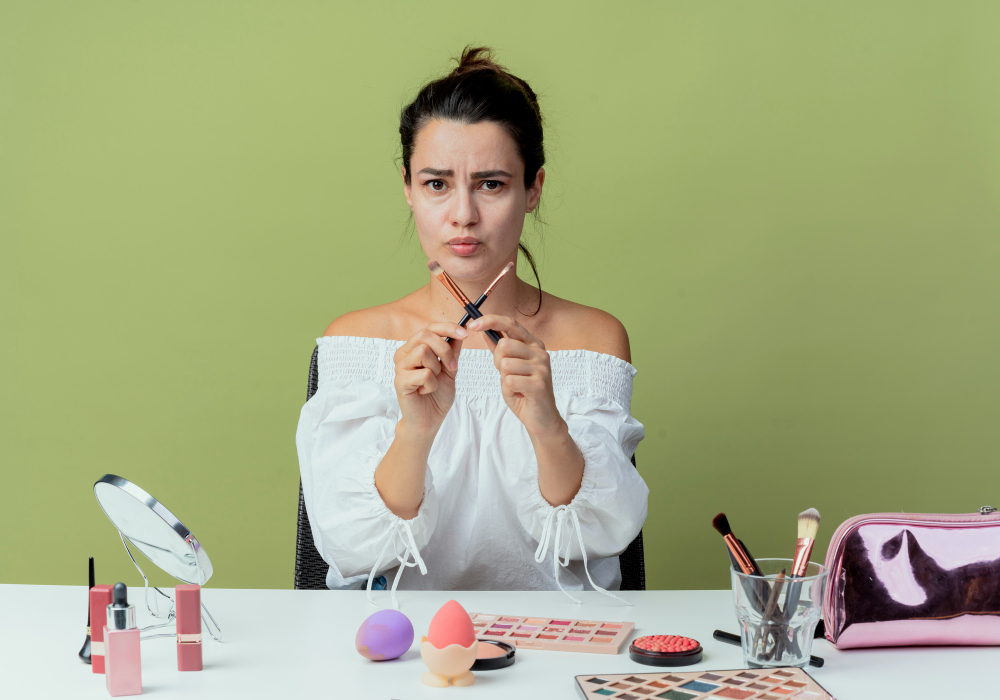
[89,584,114,674]
[175,584,203,671]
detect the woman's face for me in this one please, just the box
[404,118,543,282]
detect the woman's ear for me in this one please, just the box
[402,166,413,210]
[525,167,545,212]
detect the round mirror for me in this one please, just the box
[94,474,213,585]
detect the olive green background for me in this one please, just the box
[2,1,998,591]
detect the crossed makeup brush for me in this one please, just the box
[428,261,512,346]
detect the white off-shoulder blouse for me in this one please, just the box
[294,336,649,606]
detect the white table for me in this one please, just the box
[0,585,990,698]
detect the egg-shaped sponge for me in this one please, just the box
[425,600,475,650]
[356,609,414,661]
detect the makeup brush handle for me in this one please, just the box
[727,547,770,614]
[446,294,488,344]
[464,303,503,344]
[712,630,823,668]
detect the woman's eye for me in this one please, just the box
[428,180,446,191]
[482,180,504,191]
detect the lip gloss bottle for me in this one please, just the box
[105,582,142,697]
[175,584,203,671]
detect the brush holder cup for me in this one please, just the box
[731,558,827,669]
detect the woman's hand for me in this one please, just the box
[393,323,467,435]
[468,315,566,439]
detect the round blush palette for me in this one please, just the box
[629,635,703,666]
[471,640,515,671]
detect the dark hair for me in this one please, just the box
[399,46,545,314]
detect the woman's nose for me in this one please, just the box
[449,187,478,227]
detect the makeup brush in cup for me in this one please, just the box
[791,508,821,578]
[428,261,503,345]
[780,508,822,655]
[446,262,513,344]
[712,513,770,613]
[711,513,760,576]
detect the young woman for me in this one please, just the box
[295,47,648,606]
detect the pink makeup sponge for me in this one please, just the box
[426,600,475,650]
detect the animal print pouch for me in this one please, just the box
[823,507,1000,648]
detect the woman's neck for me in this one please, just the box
[423,261,538,332]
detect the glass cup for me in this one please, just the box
[731,558,827,669]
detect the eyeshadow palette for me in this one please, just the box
[468,612,634,655]
[574,668,835,700]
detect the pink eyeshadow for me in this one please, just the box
[499,617,520,622]
[544,627,565,632]
[570,628,590,634]
[564,636,585,642]
[491,624,512,629]
[551,620,572,626]
[601,623,623,629]
[595,630,617,636]
[473,622,487,627]
[484,630,506,636]
[518,625,537,631]
[524,618,547,624]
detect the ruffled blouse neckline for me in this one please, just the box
[315,335,637,407]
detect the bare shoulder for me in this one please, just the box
[322,290,426,340]
[322,303,399,339]
[538,293,631,363]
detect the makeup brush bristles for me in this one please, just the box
[712,513,732,537]
[797,508,821,541]
[427,260,443,275]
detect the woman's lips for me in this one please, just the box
[447,242,480,256]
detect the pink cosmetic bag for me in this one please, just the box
[823,507,1000,649]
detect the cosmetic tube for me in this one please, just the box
[90,585,114,674]
[175,584,203,671]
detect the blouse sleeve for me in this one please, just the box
[514,392,648,561]
[295,364,438,589]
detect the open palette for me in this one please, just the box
[469,612,634,654]
[574,668,835,700]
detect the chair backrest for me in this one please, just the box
[294,345,646,590]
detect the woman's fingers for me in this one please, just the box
[395,324,466,372]
[395,367,438,396]
[467,315,544,348]
[407,344,441,376]
[497,356,536,377]
[503,372,544,397]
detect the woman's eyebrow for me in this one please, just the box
[417,167,513,179]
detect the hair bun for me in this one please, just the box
[452,45,505,75]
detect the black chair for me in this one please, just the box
[294,345,646,591]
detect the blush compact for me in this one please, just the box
[471,640,516,671]
[629,635,703,666]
